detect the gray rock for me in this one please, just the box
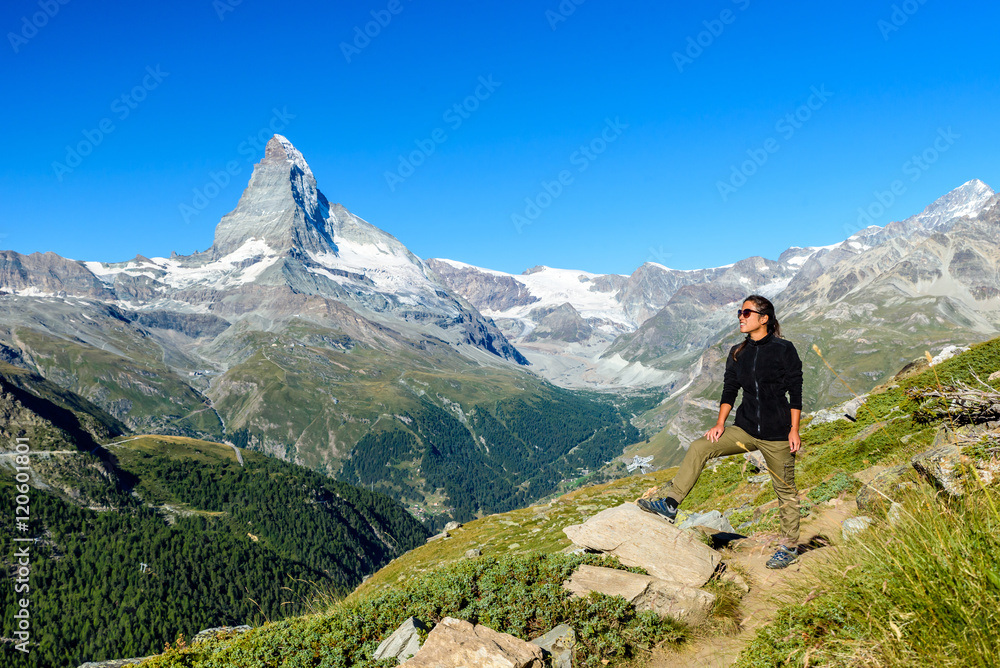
[78,659,153,668]
[400,617,544,667]
[886,502,905,526]
[523,303,593,343]
[443,521,462,532]
[842,516,873,541]
[809,395,869,425]
[747,473,771,484]
[743,450,767,472]
[192,625,252,644]
[426,259,541,312]
[530,624,575,668]
[719,566,750,593]
[678,510,735,534]
[562,503,721,588]
[563,564,715,625]
[374,617,428,664]
[912,444,969,496]
[464,548,482,559]
[0,249,114,299]
[856,464,920,516]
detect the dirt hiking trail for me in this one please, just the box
[645,498,856,667]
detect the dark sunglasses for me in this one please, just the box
[737,308,762,319]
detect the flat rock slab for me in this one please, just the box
[563,503,721,587]
[374,616,428,664]
[400,617,545,668]
[678,509,734,534]
[530,624,575,668]
[563,564,715,625]
[192,625,252,644]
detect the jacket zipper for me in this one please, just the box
[752,345,761,435]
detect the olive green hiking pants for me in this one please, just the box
[662,425,800,546]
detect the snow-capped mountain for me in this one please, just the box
[428,251,799,388]
[429,178,1000,402]
[426,259,742,388]
[67,135,525,365]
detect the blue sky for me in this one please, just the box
[2,0,999,275]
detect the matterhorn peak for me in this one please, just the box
[264,134,314,180]
[211,134,335,258]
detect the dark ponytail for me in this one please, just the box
[732,294,781,360]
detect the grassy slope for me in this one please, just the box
[16,327,222,437]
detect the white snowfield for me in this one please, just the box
[434,258,633,327]
[84,238,281,291]
[82,231,441,305]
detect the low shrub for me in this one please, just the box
[806,472,861,505]
[141,553,685,668]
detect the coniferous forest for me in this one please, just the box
[340,388,643,529]
[0,438,428,667]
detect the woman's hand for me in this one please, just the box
[789,429,801,453]
[704,424,725,443]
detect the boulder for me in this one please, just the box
[809,395,868,425]
[464,548,482,559]
[192,625,252,644]
[856,464,919,516]
[719,566,750,593]
[677,510,735,534]
[964,449,1000,487]
[563,503,720,587]
[78,660,152,668]
[887,502,905,526]
[443,521,462,532]
[374,617,428,664]
[911,444,968,497]
[530,624,575,668]
[743,450,767,472]
[842,516,873,542]
[400,617,544,668]
[563,564,715,625]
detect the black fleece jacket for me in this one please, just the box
[721,333,803,441]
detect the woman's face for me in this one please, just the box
[738,300,769,338]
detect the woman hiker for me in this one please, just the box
[638,294,804,570]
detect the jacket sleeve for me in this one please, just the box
[720,346,740,407]
[784,342,803,410]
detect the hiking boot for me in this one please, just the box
[636,497,678,523]
[766,545,799,569]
